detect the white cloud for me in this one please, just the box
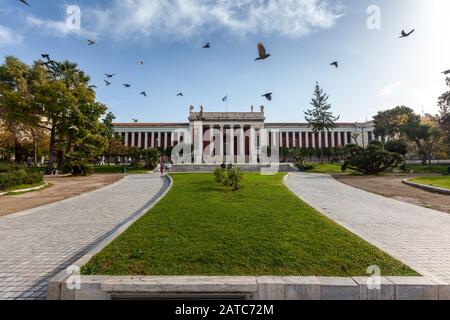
[378,82,402,97]
[0,25,22,46]
[26,15,94,38]
[87,0,345,40]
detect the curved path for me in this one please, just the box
[285,173,450,283]
[0,174,169,300]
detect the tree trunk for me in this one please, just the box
[48,123,57,169]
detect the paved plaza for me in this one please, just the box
[0,174,168,300]
[285,173,450,283]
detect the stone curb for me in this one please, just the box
[402,179,450,195]
[50,276,449,300]
[0,182,49,196]
[47,174,173,300]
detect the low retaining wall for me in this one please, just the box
[403,179,450,195]
[0,182,48,196]
[48,275,449,300]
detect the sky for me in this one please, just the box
[0,0,449,123]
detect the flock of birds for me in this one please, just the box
[16,0,450,106]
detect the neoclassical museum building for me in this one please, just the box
[113,106,377,164]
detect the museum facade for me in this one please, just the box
[113,106,377,164]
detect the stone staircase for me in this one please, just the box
[167,164,298,173]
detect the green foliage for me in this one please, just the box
[294,157,315,172]
[342,141,403,175]
[214,165,243,191]
[304,82,340,162]
[385,139,409,156]
[0,166,43,190]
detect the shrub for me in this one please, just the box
[213,166,243,191]
[0,168,43,190]
[295,159,315,172]
[342,141,403,175]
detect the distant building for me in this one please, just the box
[113,106,376,164]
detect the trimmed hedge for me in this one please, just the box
[0,165,44,190]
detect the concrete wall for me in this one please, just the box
[48,276,449,300]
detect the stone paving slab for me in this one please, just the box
[285,173,450,284]
[0,174,168,300]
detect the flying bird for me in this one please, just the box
[330,61,339,68]
[104,80,111,86]
[177,92,184,96]
[137,61,144,65]
[123,84,131,88]
[140,91,147,97]
[88,85,97,89]
[105,73,116,78]
[442,69,450,75]
[262,93,273,101]
[87,39,97,46]
[202,42,210,49]
[399,29,415,38]
[19,0,30,6]
[41,54,50,61]
[255,42,271,61]
[132,119,139,123]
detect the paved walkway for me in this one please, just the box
[0,174,169,300]
[285,173,450,283]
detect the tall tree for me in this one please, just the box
[373,106,416,141]
[438,77,450,151]
[304,82,340,162]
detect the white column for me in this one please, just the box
[164,132,168,149]
[209,125,214,159]
[226,126,235,163]
[337,131,341,147]
[343,131,348,145]
[138,132,142,148]
[293,132,297,148]
[144,132,149,149]
[219,125,224,163]
[150,132,154,148]
[131,132,136,147]
[194,123,203,164]
[124,132,129,146]
[305,132,309,148]
[238,125,245,164]
[331,131,335,148]
[249,126,257,164]
[311,132,316,149]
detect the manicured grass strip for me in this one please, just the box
[407,165,449,175]
[307,163,348,174]
[82,173,416,277]
[409,176,450,190]
[90,165,148,174]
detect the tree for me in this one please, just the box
[304,82,340,163]
[342,141,402,175]
[438,77,450,152]
[373,106,416,141]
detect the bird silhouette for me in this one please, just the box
[132,119,139,123]
[123,84,131,88]
[137,61,144,65]
[330,61,339,68]
[19,0,30,6]
[41,54,50,61]
[87,39,97,45]
[442,69,450,75]
[202,43,210,49]
[104,80,111,86]
[177,92,184,96]
[140,91,147,97]
[105,73,116,78]
[88,85,97,89]
[255,42,271,61]
[262,93,273,101]
[399,29,415,38]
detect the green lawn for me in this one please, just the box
[306,163,348,174]
[90,164,149,174]
[409,176,450,190]
[82,173,416,276]
[406,164,449,175]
